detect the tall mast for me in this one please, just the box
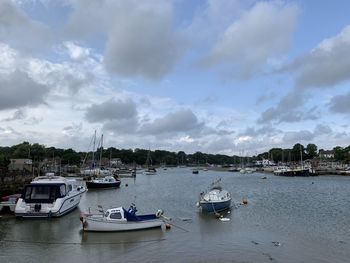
[99,134,103,168]
[92,130,96,168]
[300,145,303,168]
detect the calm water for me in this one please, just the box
[1,168,350,263]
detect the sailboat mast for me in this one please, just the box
[92,130,96,168]
[99,134,103,168]
[300,145,303,168]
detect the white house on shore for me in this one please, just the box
[319,150,334,159]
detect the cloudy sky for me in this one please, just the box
[0,0,350,155]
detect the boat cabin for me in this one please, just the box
[22,176,81,204]
[103,206,158,222]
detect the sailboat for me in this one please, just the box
[145,148,156,175]
[274,146,309,177]
[80,132,113,177]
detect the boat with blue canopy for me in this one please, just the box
[80,204,165,232]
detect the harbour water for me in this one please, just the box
[1,168,350,263]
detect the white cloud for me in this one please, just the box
[287,25,350,89]
[200,1,299,78]
[64,41,91,61]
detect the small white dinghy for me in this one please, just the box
[80,204,165,232]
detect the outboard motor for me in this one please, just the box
[34,204,41,212]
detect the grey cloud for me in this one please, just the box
[103,118,139,135]
[283,130,315,143]
[0,70,49,110]
[63,122,83,136]
[256,91,277,105]
[205,136,235,153]
[139,109,203,135]
[0,1,52,52]
[258,91,320,124]
[328,91,350,114]
[258,91,305,123]
[199,1,299,78]
[240,125,279,137]
[314,124,332,136]
[47,71,94,94]
[66,1,186,80]
[104,6,185,79]
[85,98,137,123]
[284,25,350,89]
[2,109,26,121]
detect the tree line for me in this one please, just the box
[0,142,349,169]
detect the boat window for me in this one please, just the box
[31,186,51,199]
[25,187,32,199]
[60,185,66,196]
[67,184,72,192]
[104,211,110,218]
[110,212,122,219]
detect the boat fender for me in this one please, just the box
[156,209,164,217]
[82,220,88,229]
[79,212,85,222]
[165,223,171,230]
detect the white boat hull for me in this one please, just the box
[83,216,163,232]
[15,191,85,218]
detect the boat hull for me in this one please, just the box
[199,199,231,213]
[86,181,121,189]
[274,169,309,177]
[83,217,163,232]
[15,192,84,218]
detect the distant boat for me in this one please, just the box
[274,146,309,177]
[274,167,309,177]
[145,148,157,175]
[86,176,121,189]
[80,204,165,232]
[15,173,86,218]
[192,169,199,174]
[197,179,231,213]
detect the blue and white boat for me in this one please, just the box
[80,204,165,232]
[197,179,231,213]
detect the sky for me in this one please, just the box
[0,0,350,155]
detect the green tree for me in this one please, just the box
[292,143,305,162]
[305,143,318,159]
[12,142,31,158]
[333,146,345,161]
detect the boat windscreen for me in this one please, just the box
[23,184,65,203]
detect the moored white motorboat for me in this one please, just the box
[197,179,231,213]
[80,204,165,232]
[15,173,86,218]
